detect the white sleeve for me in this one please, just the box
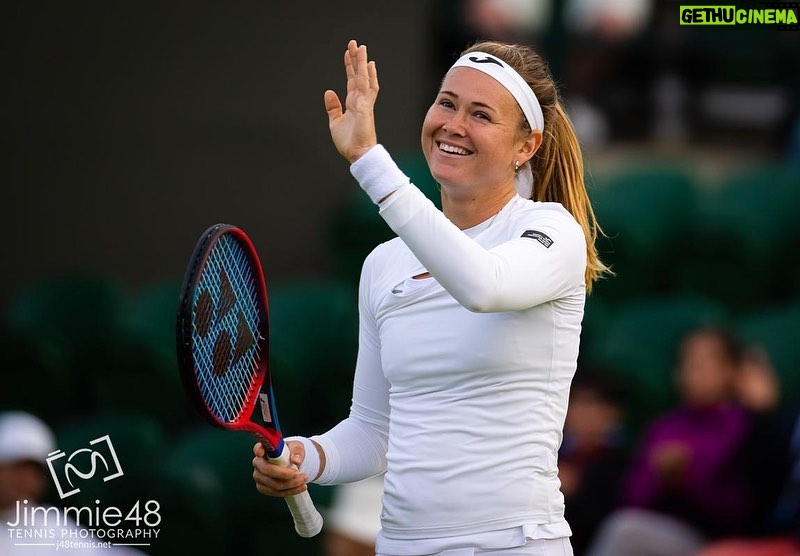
[351,145,586,312]
[309,251,390,485]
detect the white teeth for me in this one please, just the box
[439,143,471,155]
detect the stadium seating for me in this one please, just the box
[578,293,614,368]
[5,273,126,351]
[675,163,800,312]
[50,413,168,510]
[92,280,191,430]
[4,273,128,417]
[327,189,395,285]
[582,295,728,426]
[149,427,245,554]
[124,280,182,366]
[589,164,697,301]
[267,279,359,436]
[0,326,71,424]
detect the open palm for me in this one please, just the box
[324,40,379,163]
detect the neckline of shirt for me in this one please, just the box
[462,194,524,238]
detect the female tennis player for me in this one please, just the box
[253,39,608,556]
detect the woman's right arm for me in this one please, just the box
[253,251,390,496]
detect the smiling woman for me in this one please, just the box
[422,66,538,211]
[252,39,610,556]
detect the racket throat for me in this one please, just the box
[257,435,284,459]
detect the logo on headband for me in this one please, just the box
[468,55,504,67]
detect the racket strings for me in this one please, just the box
[198,266,254,418]
[192,236,263,423]
[206,242,258,418]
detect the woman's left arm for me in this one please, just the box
[352,147,586,311]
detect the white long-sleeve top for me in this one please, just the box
[311,146,586,553]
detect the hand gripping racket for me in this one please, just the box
[176,223,323,537]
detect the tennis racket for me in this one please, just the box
[176,223,323,538]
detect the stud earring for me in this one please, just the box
[514,161,520,172]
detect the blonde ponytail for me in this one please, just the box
[532,102,609,292]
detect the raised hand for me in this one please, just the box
[324,40,379,163]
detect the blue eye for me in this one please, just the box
[438,99,455,109]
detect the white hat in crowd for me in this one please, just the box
[0,411,56,465]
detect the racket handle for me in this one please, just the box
[268,444,324,538]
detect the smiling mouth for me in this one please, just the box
[437,141,473,156]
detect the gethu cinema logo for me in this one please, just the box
[680,5,799,25]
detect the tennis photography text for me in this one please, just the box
[5,433,162,551]
[5,499,161,547]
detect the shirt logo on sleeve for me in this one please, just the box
[521,229,554,248]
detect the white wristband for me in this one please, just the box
[284,436,321,483]
[350,144,410,204]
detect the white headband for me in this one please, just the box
[450,51,543,198]
[451,52,544,132]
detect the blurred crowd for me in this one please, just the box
[569,328,800,556]
[432,0,799,155]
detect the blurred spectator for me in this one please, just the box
[430,0,554,91]
[559,371,630,555]
[0,412,56,533]
[0,411,142,555]
[736,347,795,535]
[560,0,655,148]
[694,348,800,555]
[323,473,384,556]
[563,0,652,41]
[431,0,658,148]
[586,326,752,556]
[463,0,553,43]
[736,346,781,414]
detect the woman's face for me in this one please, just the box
[677,332,736,407]
[0,461,47,510]
[421,67,534,199]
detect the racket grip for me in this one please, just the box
[268,444,324,537]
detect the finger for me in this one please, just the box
[252,464,308,488]
[347,39,360,74]
[291,450,303,467]
[324,89,343,123]
[252,442,265,458]
[346,42,366,86]
[285,440,306,467]
[368,60,379,93]
[255,480,308,498]
[252,456,297,480]
[345,39,357,70]
[253,470,308,497]
[252,459,308,493]
[344,48,355,94]
[355,44,369,89]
